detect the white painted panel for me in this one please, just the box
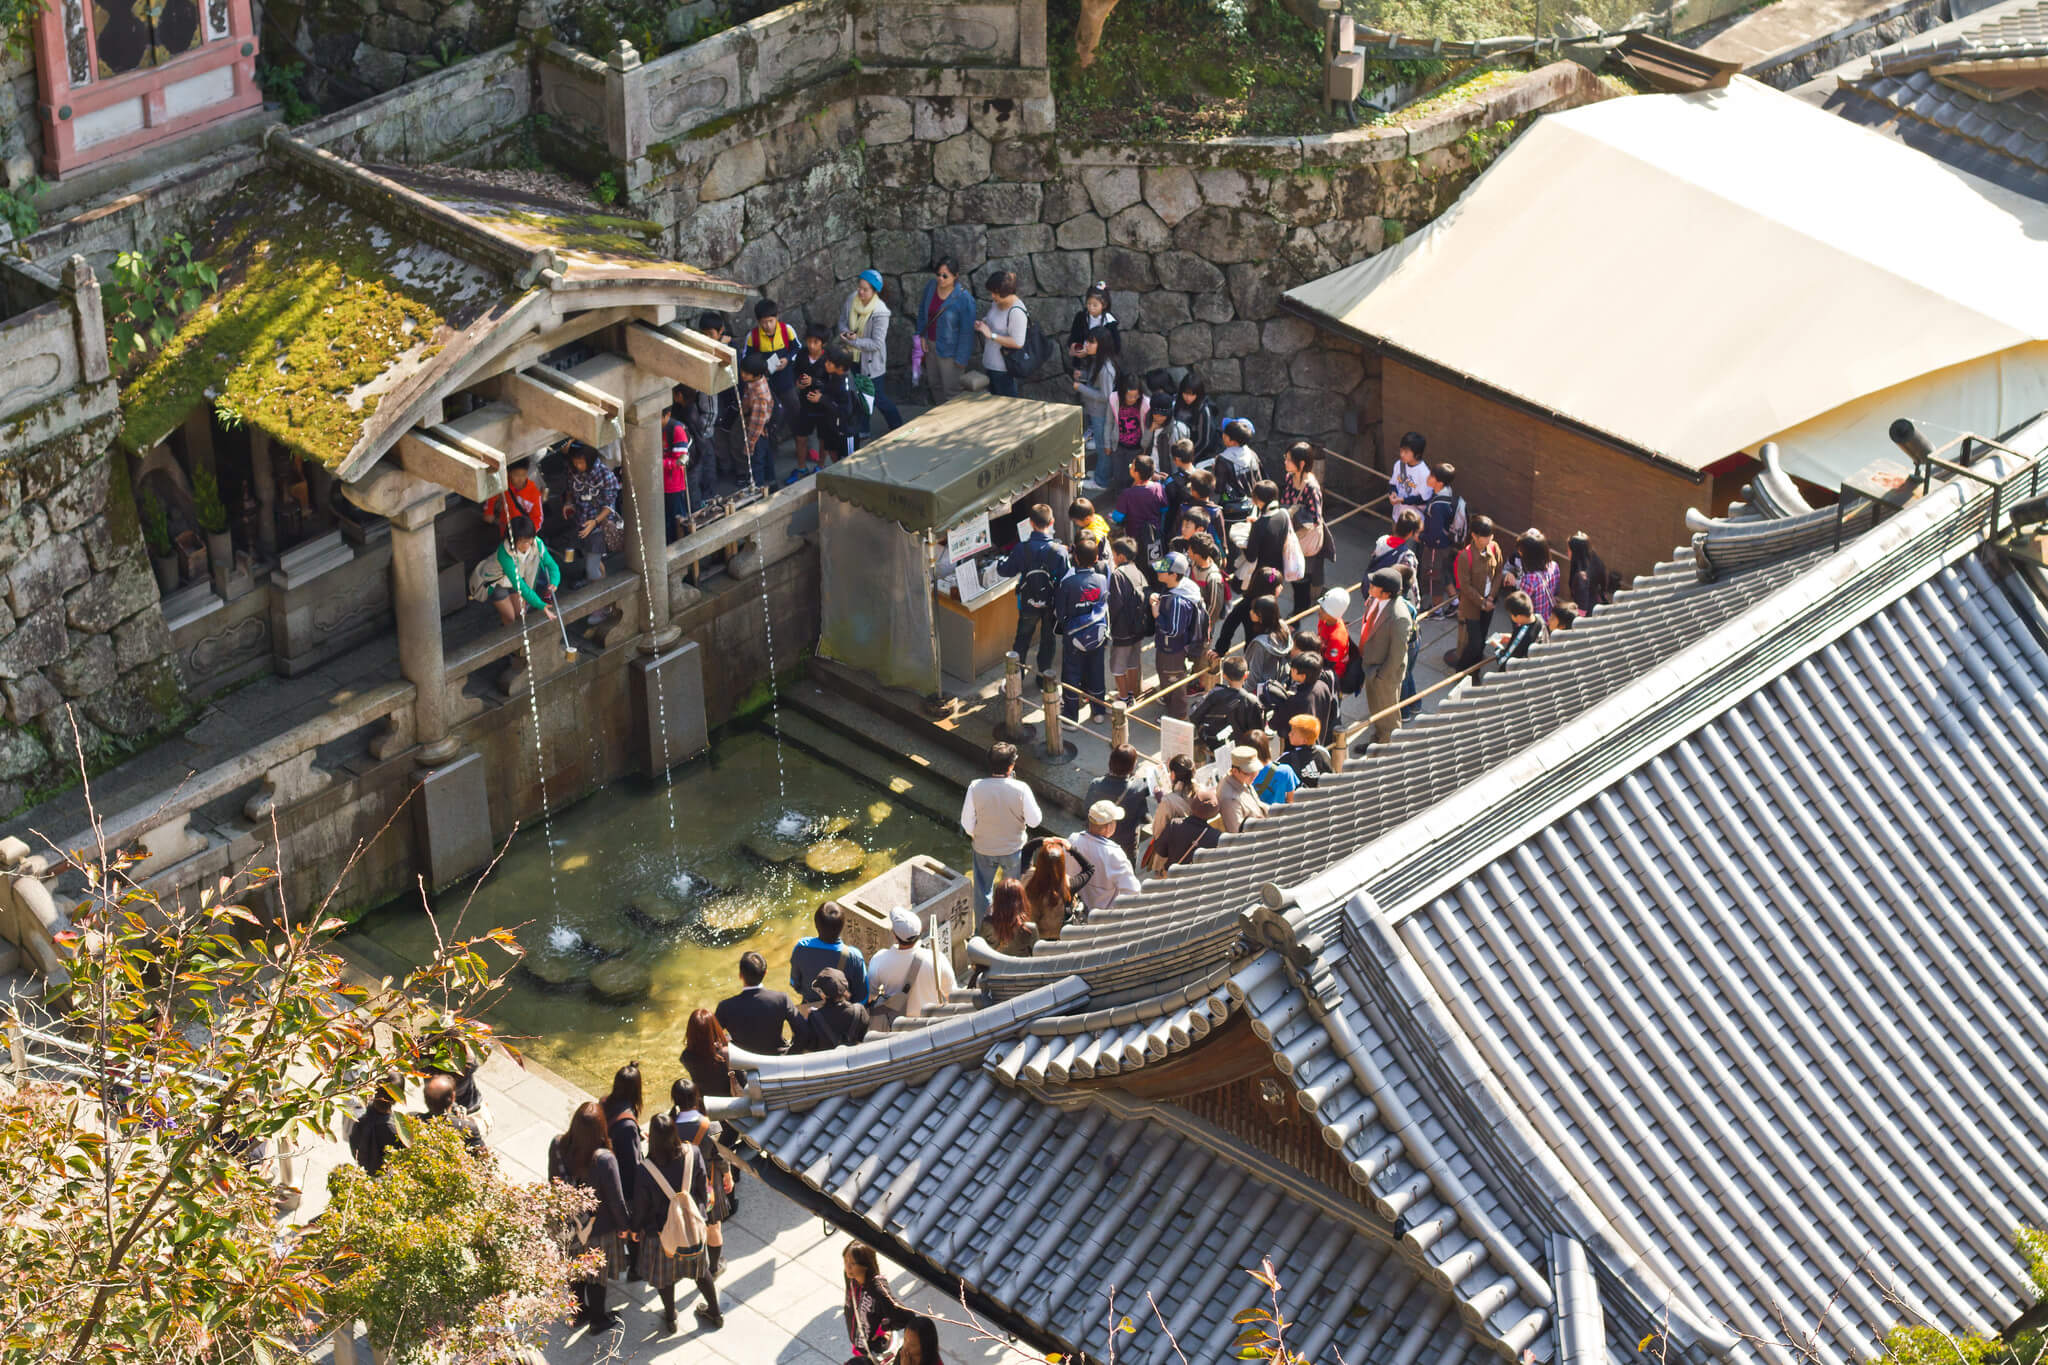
[163,64,235,120]
[71,96,145,149]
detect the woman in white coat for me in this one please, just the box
[838,268,903,445]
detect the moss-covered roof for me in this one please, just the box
[117,157,740,479]
[118,170,507,468]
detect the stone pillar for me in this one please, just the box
[249,430,278,560]
[387,491,457,764]
[621,394,679,651]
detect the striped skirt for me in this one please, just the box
[584,1231,631,1281]
[637,1235,711,1289]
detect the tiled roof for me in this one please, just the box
[1872,0,2048,69]
[740,1065,1528,1365]
[980,461,1849,1008]
[1827,73,2048,202]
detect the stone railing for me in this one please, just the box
[664,482,819,611]
[539,0,1041,169]
[40,680,416,896]
[0,838,75,988]
[0,256,110,426]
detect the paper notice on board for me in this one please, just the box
[1015,518,1033,546]
[1158,716,1195,766]
[946,512,992,563]
[955,557,982,598]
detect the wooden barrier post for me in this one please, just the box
[1039,671,1073,764]
[995,650,1032,742]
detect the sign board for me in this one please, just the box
[1158,716,1195,766]
[947,511,992,562]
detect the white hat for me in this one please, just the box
[889,906,921,941]
[1088,798,1124,827]
[1230,745,1261,773]
[1319,586,1350,617]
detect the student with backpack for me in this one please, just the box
[1209,419,1260,528]
[976,270,1034,397]
[1106,536,1153,703]
[1111,455,1168,571]
[1149,551,1211,721]
[630,1111,717,1334]
[995,503,1071,674]
[741,298,801,408]
[1418,462,1467,607]
[1054,537,1110,721]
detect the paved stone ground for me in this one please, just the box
[300,1044,1023,1365]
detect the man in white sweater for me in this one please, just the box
[960,741,1041,916]
[867,907,958,1026]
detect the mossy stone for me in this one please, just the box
[803,838,866,880]
[588,959,652,1002]
[522,951,588,990]
[579,912,638,959]
[626,897,693,930]
[692,895,768,946]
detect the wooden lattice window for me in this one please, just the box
[31,0,261,177]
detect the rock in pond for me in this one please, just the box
[588,959,652,1002]
[803,837,866,880]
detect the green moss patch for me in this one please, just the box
[1052,0,1341,141]
[119,173,504,467]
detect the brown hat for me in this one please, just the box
[814,967,849,1002]
[1186,788,1221,822]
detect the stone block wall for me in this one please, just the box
[0,387,187,816]
[628,59,1604,496]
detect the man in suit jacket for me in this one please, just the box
[1354,568,1414,750]
[715,951,800,1055]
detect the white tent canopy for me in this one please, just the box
[1284,77,2048,486]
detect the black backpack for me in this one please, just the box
[1019,544,1060,612]
[1003,305,1054,381]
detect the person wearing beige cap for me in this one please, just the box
[1219,746,1267,834]
[1062,799,1143,916]
[867,906,957,1028]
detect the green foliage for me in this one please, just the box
[137,486,172,557]
[255,60,318,124]
[1382,218,1407,245]
[1878,1326,2008,1365]
[415,37,469,70]
[313,1121,593,1364]
[0,846,516,1363]
[1229,1259,1310,1363]
[1051,0,1337,141]
[593,170,621,205]
[0,175,46,238]
[0,0,43,59]
[190,465,229,535]
[105,232,220,372]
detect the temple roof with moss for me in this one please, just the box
[117,129,742,482]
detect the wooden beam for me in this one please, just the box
[494,367,622,447]
[397,427,503,503]
[623,321,736,393]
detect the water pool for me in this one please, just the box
[347,726,970,1093]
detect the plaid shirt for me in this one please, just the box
[743,377,776,445]
[568,459,619,523]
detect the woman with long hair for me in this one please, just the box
[1282,443,1328,617]
[601,1061,645,1278]
[1509,528,1562,627]
[680,1008,734,1100]
[1020,840,1073,942]
[1149,753,1198,842]
[671,1077,735,1316]
[1240,594,1292,696]
[843,1241,913,1362]
[898,1316,947,1365]
[629,1110,719,1334]
[548,1100,630,1330]
[986,878,1037,958]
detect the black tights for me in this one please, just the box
[659,1242,723,1322]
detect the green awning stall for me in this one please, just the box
[817,394,1082,530]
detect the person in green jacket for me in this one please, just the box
[473,515,561,627]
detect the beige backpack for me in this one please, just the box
[641,1145,709,1256]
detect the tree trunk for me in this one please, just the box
[1076,0,1120,66]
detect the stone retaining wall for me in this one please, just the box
[629,58,1604,494]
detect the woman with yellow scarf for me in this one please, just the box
[838,269,903,446]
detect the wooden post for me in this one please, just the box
[1039,671,1066,762]
[996,650,1032,741]
[1110,700,1129,750]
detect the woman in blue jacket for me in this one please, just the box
[916,256,978,406]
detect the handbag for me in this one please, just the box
[602,515,626,554]
[1293,478,1325,559]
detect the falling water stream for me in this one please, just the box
[623,455,684,885]
[745,434,788,801]
[515,619,563,920]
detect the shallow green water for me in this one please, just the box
[348,727,969,1094]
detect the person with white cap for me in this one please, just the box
[1219,745,1267,834]
[867,906,958,1029]
[1315,585,1351,688]
[1062,799,1144,916]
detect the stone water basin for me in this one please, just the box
[347,726,969,1092]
